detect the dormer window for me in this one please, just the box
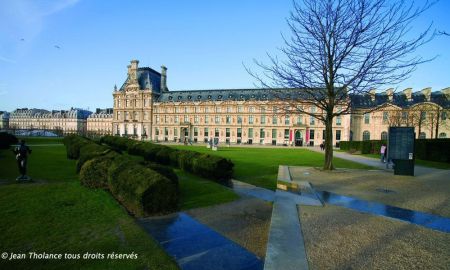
[168,96,173,100]
[208,95,212,99]
[240,94,244,99]
[251,94,255,98]
[197,95,202,99]
[188,95,192,100]
[178,96,182,100]
[262,94,267,99]
[218,95,222,99]
[228,94,233,99]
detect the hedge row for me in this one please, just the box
[100,136,234,184]
[339,140,386,155]
[0,132,18,149]
[64,135,179,216]
[340,139,450,163]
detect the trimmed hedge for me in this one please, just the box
[340,139,450,163]
[0,132,18,149]
[79,155,116,189]
[76,142,111,173]
[415,139,450,163]
[108,158,179,216]
[63,135,91,159]
[65,135,180,216]
[100,136,234,184]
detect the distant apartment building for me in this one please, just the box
[9,108,92,134]
[87,108,113,135]
[0,111,9,129]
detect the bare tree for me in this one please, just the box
[247,0,436,170]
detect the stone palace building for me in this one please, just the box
[110,60,449,145]
[3,60,448,144]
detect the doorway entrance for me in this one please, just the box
[295,130,303,146]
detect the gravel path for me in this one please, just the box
[290,166,450,217]
[299,204,450,270]
[186,196,272,259]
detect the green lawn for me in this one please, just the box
[177,170,239,210]
[0,145,178,270]
[171,146,373,190]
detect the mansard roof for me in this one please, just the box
[119,67,162,93]
[350,90,450,109]
[156,88,325,103]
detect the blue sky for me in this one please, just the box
[0,0,449,112]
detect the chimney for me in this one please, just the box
[385,88,394,102]
[161,65,168,92]
[420,87,431,101]
[369,89,376,101]
[402,88,412,101]
[441,87,450,98]
[128,60,139,84]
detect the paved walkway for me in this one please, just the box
[139,213,263,270]
[308,147,449,177]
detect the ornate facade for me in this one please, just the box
[9,108,92,134]
[0,111,9,130]
[87,108,113,136]
[112,60,350,146]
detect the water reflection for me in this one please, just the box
[316,191,450,233]
[138,213,263,270]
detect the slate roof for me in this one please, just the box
[119,67,162,93]
[350,91,450,109]
[156,88,323,102]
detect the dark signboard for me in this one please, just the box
[388,127,415,176]
[388,127,414,160]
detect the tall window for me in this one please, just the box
[285,115,290,125]
[227,107,231,113]
[310,116,315,125]
[310,129,315,140]
[260,129,265,138]
[441,112,447,120]
[248,128,253,138]
[194,127,198,137]
[205,116,209,124]
[237,116,242,124]
[383,112,388,124]
[336,116,341,126]
[381,131,388,140]
[238,106,243,113]
[174,115,179,123]
[215,128,219,137]
[226,128,230,137]
[155,115,159,123]
[215,107,221,113]
[336,130,341,141]
[363,131,370,141]
[237,128,242,138]
[364,113,370,124]
[249,106,254,113]
[297,115,302,125]
[272,116,277,125]
[284,129,289,140]
[174,128,178,137]
[215,115,220,124]
[249,115,254,124]
[204,128,209,137]
[226,115,231,124]
[261,115,266,124]
[184,115,188,122]
[194,115,199,124]
[272,129,277,138]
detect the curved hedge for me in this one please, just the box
[108,158,179,216]
[100,136,234,184]
[76,142,111,173]
[63,135,91,159]
[79,155,116,189]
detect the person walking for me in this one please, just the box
[380,144,386,163]
[13,140,32,180]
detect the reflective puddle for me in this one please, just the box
[316,191,450,233]
[138,213,263,270]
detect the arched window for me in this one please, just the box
[363,131,370,141]
[381,131,388,140]
[419,132,426,139]
[439,132,447,138]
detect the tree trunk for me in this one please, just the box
[323,115,334,170]
[435,109,440,139]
